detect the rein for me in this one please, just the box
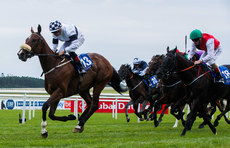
[41,58,71,76]
[162,80,182,87]
[127,73,143,91]
[180,64,196,72]
[129,80,143,91]
[179,64,211,86]
[36,54,60,57]
[185,71,210,86]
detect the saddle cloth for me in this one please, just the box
[219,66,230,85]
[78,53,93,71]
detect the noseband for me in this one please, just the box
[20,33,59,57]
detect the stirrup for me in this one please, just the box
[214,77,225,83]
[78,69,87,74]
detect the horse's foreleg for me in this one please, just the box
[152,100,161,127]
[125,100,134,122]
[181,98,198,136]
[48,100,76,121]
[158,104,169,123]
[200,106,217,135]
[139,99,149,120]
[133,100,144,121]
[41,101,49,138]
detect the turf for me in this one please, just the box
[1,110,230,147]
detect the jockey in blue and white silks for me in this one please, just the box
[49,20,86,73]
[132,58,148,77]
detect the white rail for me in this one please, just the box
[0,89,140,124]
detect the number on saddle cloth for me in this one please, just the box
[219,66,230,85]
[79,54,93,71]
[149,76,159,88]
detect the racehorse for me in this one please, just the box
[156,47,221,136]
[147,54,186,127]
[118,64,160,122]
[17,25,127,138]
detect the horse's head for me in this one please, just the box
[17,25,43,61]
[156,46,177,79]
[118,64,132,80]
[147,54,165,75]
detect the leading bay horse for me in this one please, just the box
[17,25,127,138]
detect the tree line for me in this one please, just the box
[0,76,44,88]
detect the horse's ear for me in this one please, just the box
[37,24,41,34]
[172,47,177,54]
[175,46,177,50]
[31,27,34,33]
[166,46,170,52]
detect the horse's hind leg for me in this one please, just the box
[73,90,92,133]
[74,84,106,133]
[214,100,230,127]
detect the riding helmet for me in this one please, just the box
[133,58,141,65]
[190,29,203,39]
[49,20,62,33]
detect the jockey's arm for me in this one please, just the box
[52,38,58,52]
[65,39,79,53]
[188,43,196,60]
[200,39,215,63]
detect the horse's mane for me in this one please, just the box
[175,52,194,65]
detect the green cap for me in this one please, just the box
[190,29,203,39]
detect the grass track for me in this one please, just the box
[1,110,230,147]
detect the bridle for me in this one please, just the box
[164,52,211,86]
[19,33,60,58]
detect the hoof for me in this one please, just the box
[41,132,48,138]
[68,114,77,120]
[73,126,84,133]
[146,118,151,121]
[158,118,162,123]
[126,118,130,123]
[198,124,204,129]
[154,121,159,127]
[214,121,219,127]
[140,118,145,121]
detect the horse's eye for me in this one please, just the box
[32,39,36,42]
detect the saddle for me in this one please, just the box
[204,63,229,84]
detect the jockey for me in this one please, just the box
[132,58,148,77]
[188,29,224,83]
[49,20,86,73]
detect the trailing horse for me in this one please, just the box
[17,25,127,138]
[147,54,186,127]
[156,47,229,136]
[118,64,160,122]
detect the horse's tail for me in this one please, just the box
[108,68,128,94]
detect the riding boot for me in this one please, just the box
[214,71,224,83]
[75,60,86,74]
[213,67,224,83]
[69,52,86,74]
